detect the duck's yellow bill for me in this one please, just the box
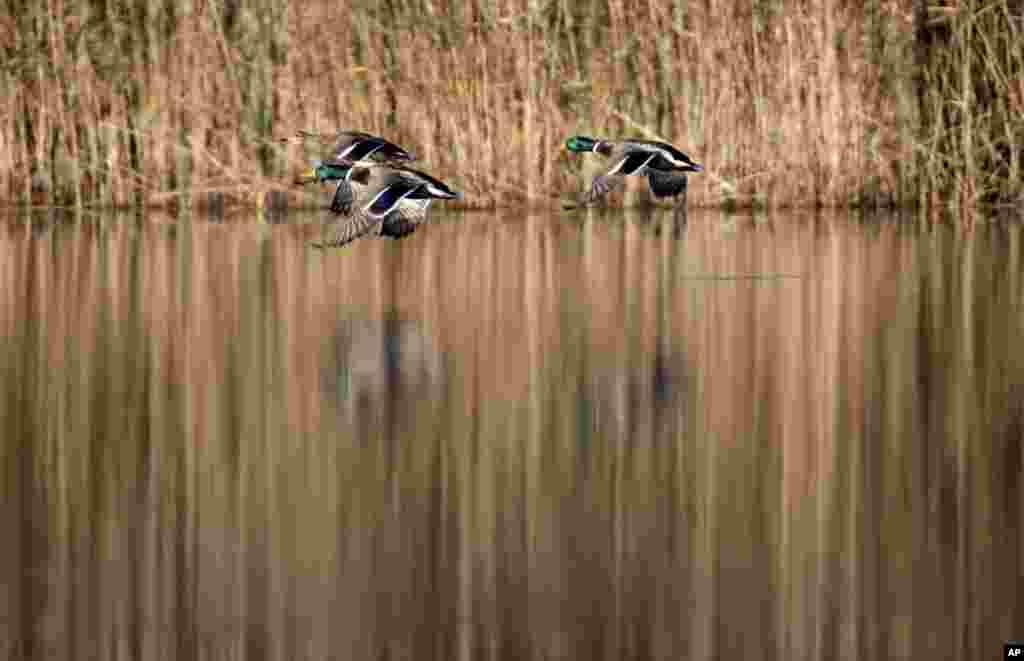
[294,168,317,185]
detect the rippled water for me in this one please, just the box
[1,207,1022,660]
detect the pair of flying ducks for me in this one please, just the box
[291,130,703,248]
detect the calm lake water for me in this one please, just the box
[1,207,1022,660]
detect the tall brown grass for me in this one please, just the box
[0,1,1021,213]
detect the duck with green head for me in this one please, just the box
[564,135,703,208]
[291,130,416,201]
[308,162,463,248]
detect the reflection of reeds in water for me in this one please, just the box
[0,210,1023,659]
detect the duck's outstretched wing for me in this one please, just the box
[284,130,415,163]
[562,173,624,209]
[379,199,431,239]
[379,218,421,240]
[365,181,425,219]
[331,132,415,163]
[312,213,385,249]
[622,139,703,172]
[566,149,657,208]
[626,139,684,157]
[646,170,689,199]
[329,180,354,215]
[607,150,657,176]
[581,173,624,205]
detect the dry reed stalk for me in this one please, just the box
[0,0,1019,215]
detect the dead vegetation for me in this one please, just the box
[0,1,1020,214]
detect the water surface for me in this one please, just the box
[1,208,1022,660]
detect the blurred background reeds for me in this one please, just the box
[1,1,1021,213]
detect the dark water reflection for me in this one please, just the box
[1,208,1022,660]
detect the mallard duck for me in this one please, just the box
[288,130,416,163]
[289,130,415,185]
[308,163,462,248]
[564,136,703,208]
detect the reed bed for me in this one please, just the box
[0,1,1021,213]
